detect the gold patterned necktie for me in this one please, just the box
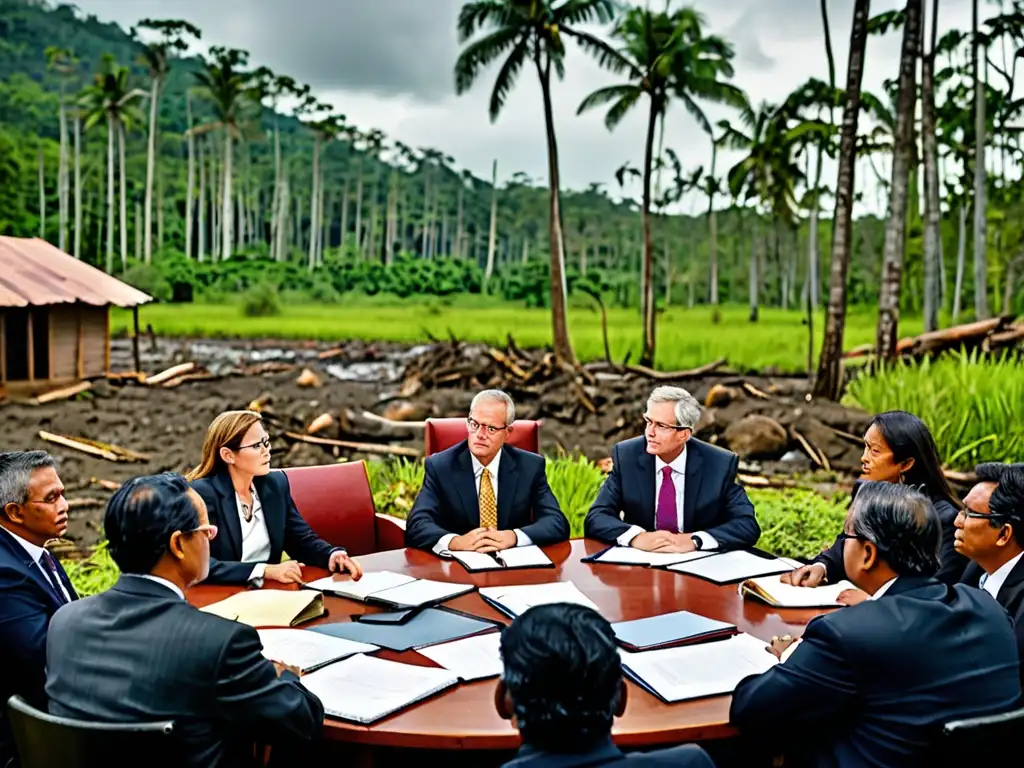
[479,467,497,528]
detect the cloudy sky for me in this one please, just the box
[75,0,977,215]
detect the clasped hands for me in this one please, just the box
[779,564,868,605]
[263,550,363,585]
[630,531,696,554]
[449,527,518,552]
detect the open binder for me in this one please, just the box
[304,570,476,610]
[449,545,554,572]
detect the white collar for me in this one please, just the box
[132,573,185,600]
[983,551,1024,598]
[870,577,899,600]
[2,525,48,564]
[655,448,687,475]
[471,449,502,477]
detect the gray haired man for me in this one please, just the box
[0,450,77,768]
[584,386,759,552]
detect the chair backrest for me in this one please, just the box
[936,706,1024,764]
[7,695,176,768]
[424,418,541,456]
[282,462,377,556]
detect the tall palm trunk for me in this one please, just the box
[875,0,921,360]
[921,0,942,332]
[198,135,207,263]
[185,91,195,260]
[536,56,575,366]
[143,76,160,263]
[455,183,465,259]
[73,113,82,259]
[484,159,498,286]
[58,79,68,251]
[308,135,321,270]
[221,129,233,260]
[814,0,870,399]
[105,114,115,272]
[953,203,967,322]
[270,112,282,261]
[118,120,128,271]
[972,0,990,319]
[38,148,45,238]
[639,97,659,367]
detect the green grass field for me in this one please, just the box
[112,298,928,373]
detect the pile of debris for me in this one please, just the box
[844,316,1024,361]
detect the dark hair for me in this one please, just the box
[104,473,201,574]
[499,604,622,753]
[869,411,960,509]
[0,451,56,518]
[975,463,1024,548]
[850,481,941,577]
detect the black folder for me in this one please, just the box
[310,607,502,652]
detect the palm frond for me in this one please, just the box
[555,0,619,27]
[487,37,530,121]
[457,0,516,42]
[577,84,639,116]
[455,26,524,95]
[565,28,637,78]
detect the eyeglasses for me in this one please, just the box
[26,491,66,506]
[186,524,218,541]
[467,417,509,436]
[836,531,869,545]
[957,508,1020,524]
[237,437,271,452]
[643,415,689,434]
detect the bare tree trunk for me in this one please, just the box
[972,0,990,319]
[484,159,498,286]
[814,0,870,399]
[354,163,364,258]
[118,121,128,272]
[340,178,350,253]
[73,113,82,259]
[221,129,233,260]
[749,224,760,323]
[922,0,942,332]
[308,135,321,271]
[38,147,45,239]
[135,200,142,262]
[58,80,68,251]
[1004,253,1022,314]
[185,91,195,260]
[953,204,966,322]
[639,98,659,367]
[275,177,289,263]
[198,135,207,263]
[144,76,160,264]
[270,113,282,261]
[455,183,464,259]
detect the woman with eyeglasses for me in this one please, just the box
[782,410,967,599]
[187,410,362,586]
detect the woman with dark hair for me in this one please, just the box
[783,410,967,596]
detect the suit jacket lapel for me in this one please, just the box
[683,441,704,533]
[212,471,243,559]
[0,527,68,608]
[453,444,479,529]
[497,448,519,528]
[960,561,984,587]
[53,557,78,601]
[636,448,656,528]
[254,474,285,560]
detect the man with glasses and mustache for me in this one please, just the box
[406,390,568,554]
[45,473,324,768]
[955,462,1024,685]
[0,451,77,768]
[585,386,759,553]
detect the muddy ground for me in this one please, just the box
[0,337,873,553]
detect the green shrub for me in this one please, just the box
[749,488,849,560]
[63,541,119,597]
[241,283,281,317]
[120,264,172,302]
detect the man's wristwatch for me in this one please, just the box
[691,534,704,550]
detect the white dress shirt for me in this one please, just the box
[617,448,718,549]
[133,573,185,600]
[236,485,272,584]
[981,552,1024,599]
[434,449,533,555]
[6,527,71,602]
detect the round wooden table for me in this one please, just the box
[189,539,825,751]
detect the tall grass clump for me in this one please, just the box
[63,541,119,597]
[844,350,1024,470]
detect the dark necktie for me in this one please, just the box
[656,466,678,532]
[39,549,69,604]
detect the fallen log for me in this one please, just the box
[34,380,91,404]
[39,431,150,463]
[144,362,195,385]
[282,431,420,458]
[360,410,427,430]
[67,497,107,509]
[624,358,727,381]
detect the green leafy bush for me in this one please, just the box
[121,264,172,302]
[63,541,119,597]
[241,283,282,317]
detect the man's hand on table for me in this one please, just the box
[449,528,517,552]
[630,531,696,554]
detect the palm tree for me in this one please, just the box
[921,0,942,332]
[194,46,253,261]
[814,0,871,400]
[875,0,922,361]
[79,54,145,273]
[578,5,744,366]
[135,19,201,264]
[972,0,990,319]
[44,46,76,253]
[455,0,619,366]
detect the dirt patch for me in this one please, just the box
[0,338,873,553]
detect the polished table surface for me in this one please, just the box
[188,539,827,750]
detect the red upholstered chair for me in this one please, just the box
[424,418,542,456]
[282,462,406,555]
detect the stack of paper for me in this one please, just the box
[665,550,795,584]
[416,632,503,681]
[479,581,600,618]
[587,547,713,568]
[611,610,737,652]
[304,570,475,609]
[741,574,856,608]
[620,632,778,703]
[450,545,554,572]
[256,629,378,673]
[300,653,460,724]
[200,589,324,627]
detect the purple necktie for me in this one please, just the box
[656,465,677,532]
[40,550,69,604]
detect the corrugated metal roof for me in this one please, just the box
[0,237,153,308]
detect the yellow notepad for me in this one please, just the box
[201,590,325,627]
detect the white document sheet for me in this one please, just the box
[300,653,459,724]
[743,574,857,607]
[304,570,415,600]
[666,550,794,583]
[374,577,474,608]
[256,629,378,673]
[479,581,600,617]
[450,551,504,571]
[620,632,778,702]
[496,545,552,568]
[594,547,714,567]
[417,631,503,681]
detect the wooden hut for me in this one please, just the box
[0,237,152,396]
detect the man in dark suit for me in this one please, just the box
[954,462,1024,684]
[730,482,1021,768]
[584,386,759,553]
[498,603,715,768]
[45,473,324,768]
[0,450,77,768]
[405,390,568,553]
